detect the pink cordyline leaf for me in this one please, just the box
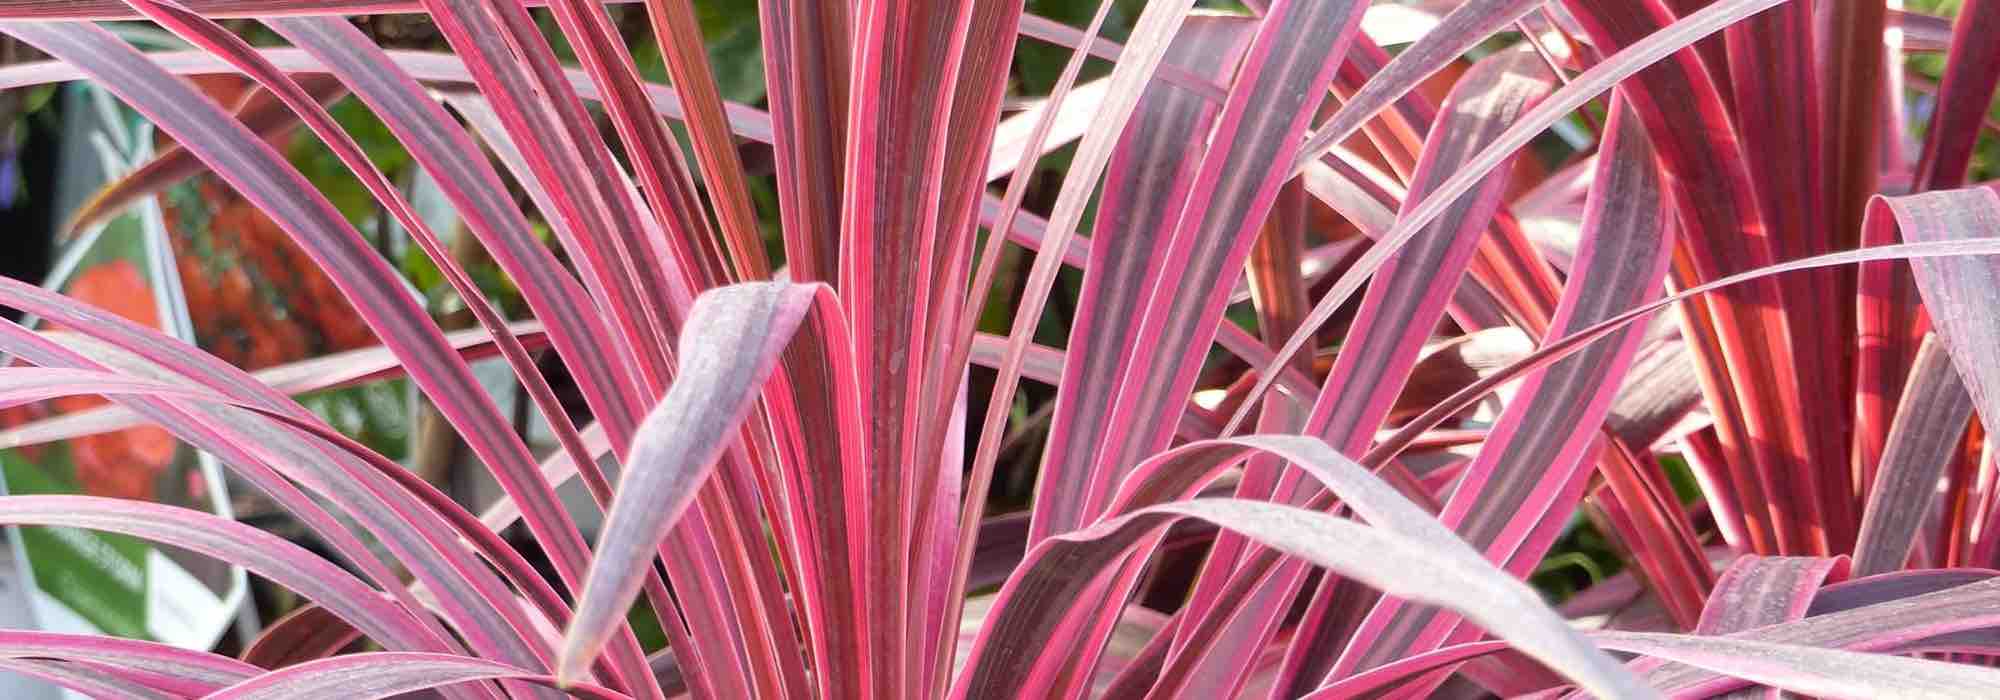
[1369,236,2000,476]
[1311,569,2000,698]
[1698,556,1849,636]
[1299,153,1399,240]
[0,659,174,700]
[1338,23,1572,341]
[926,0,1030,340]
[1167,175,1314,698]
[0,323,548,448]
[1855,218,1936,507]
[1595,631,2000,699]
[1223,0,1798,438]
[63,73,347,236]
[905,0,1043,690]
[1311,44,1554,481]
[0,288,533,694]
[1080,0,1368,526]
[1824,0,1888,410]
[1659,0,1735,97]
[0,496,433,653]
[1971,449,2000,567]
[1640,576,2000,692]
[0,46,1125,275]
[759,284,875,694]
[0,365,536,602]
[0,353,589,691]
[740,255,876,699]
[1336,238,2000,651]
[1299,639,1539,700]
[1899,188,2000,565]
[914,377,969,697]
[759,0,847,285]
[1183,46,1557,699]
[1,0,1128,109]
[435,63,759,700]
[1806,569,1999,616]
[966,333,1081,388]
[0,22,599,670]
[1323,32,1428,183]
[1725,0,1857,554]
[984,1,1376,692]
[909,11,1038,647]
[470,80,1312,624]
[416,0,690,400]
[257,18,654,446]
[557,283,835,685]
[1603,330,1704,451]
[1014,11,1225,99]
[1326,97,1672,683]
[1893,7,1956,52]
[539,0,745,298]
[117,16,647,684]
[0,366,237,407]
[1148,238,2000,696]
[959,435,1649,699]
[0,44,767,154]
[631,0,767,281]
[479,423,612,531]
[1832,0,1888,219]
[274,9,1065,198]
[1890,189,2000,444]
[1029,13,1257,546]
[1290,0,1546,173]
[946,0,1202,691]
[0,630,258,696]
[836,2,1005,693]
[7,347,649,700]
[1590,460,1713,627]
[984,79,1105,183]
[0,0,585,16]
[1565,0,1823,554]
[241,604,364,671]
[202,653,627,700]
[176,4,667,690]
[1315,629,1988,700]
[1853,336,1975,576]
[1638,555,1847,699]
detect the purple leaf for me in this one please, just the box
[0,631,257,696]
[241,604,364,671]
[0,659,175,700]
[1229,0,1801,446]
[0,24,595,669]
[1698,556,1848,635]
[1891,189,2000,444]
[1599,631,2000,698]
[959,436,1649,699]
[1030,13,1256,545]
[1328,97,1673,680]
[1854,336,1975,576]
[1292,0,1547,173]
[203,653,628,700]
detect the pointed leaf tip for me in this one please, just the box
[556,282,838,681]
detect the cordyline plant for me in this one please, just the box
[1,0,2000,697]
